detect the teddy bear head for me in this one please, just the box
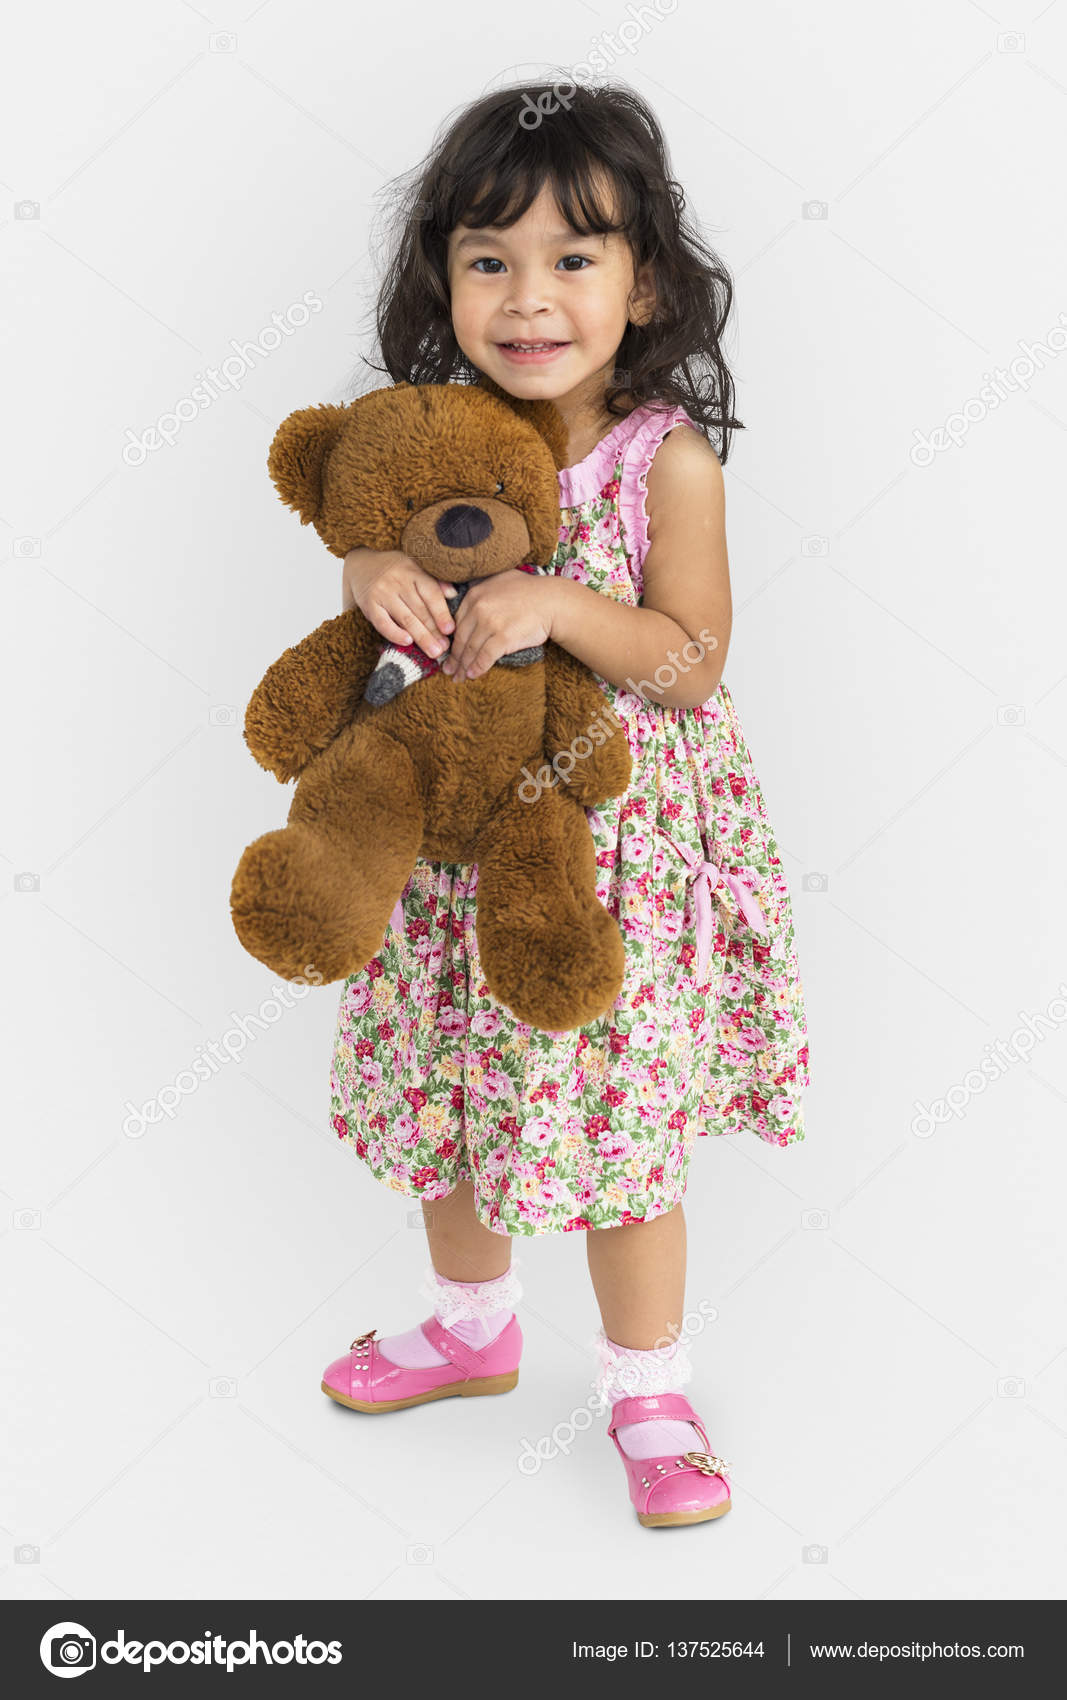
[267,378,569,582]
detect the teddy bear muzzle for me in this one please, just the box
[401,494,531,582]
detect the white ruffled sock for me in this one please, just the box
[375,1264,522,1369]
[593,1328,705,1459]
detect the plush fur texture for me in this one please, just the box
[230,379,633,1033]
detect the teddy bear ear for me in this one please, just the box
[267,403,350,524]
[473,373,570,471]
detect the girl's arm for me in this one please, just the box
[548,426,732,711]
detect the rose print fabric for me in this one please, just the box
[328,402,810,1236]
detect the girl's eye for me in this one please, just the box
[470,255,592,273]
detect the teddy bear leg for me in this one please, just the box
[472,782,626,1032]
[230,723,424,984]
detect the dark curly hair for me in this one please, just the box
[358,77,743,461]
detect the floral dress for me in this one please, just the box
[328,402,810,1236]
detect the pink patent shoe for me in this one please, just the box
[607,1393,732,1528]
[321,1315,522,1413]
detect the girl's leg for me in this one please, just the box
[375,1179,520,1368]
[587,1204,702,1458]
[585,1202,686,1347]
[423,1178,512,1282]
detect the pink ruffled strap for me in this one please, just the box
[556,407,648,510]
[617,403,699,599]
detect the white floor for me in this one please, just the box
[4,987,1064,1601]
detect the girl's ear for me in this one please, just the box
[267,402,350,524]
[474,372,570,471]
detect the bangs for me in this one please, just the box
[437,127,639,246]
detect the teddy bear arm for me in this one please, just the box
[542,641,633,805]
[243,608,382,783]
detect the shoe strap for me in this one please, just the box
[607,1392,708,1446]
[419,1315,494,1378]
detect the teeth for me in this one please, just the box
[504,342,560,350]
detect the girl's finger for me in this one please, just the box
[365,599,417,647]
[459,638,495,680]
[394,594,451,657]
[440,632,466,674]
[443,618,482,676]
[411,584,455,647]
[425,580,457,636]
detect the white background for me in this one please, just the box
[2,0,1066,1603]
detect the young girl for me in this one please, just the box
[320,81,809,1530]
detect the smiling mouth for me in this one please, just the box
[497,340,570,351]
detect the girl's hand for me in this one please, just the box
[342,547,456,656]
[441,569,556,681]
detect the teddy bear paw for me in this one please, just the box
[230,827,391,985]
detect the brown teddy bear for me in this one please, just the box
[229,378,633,1033]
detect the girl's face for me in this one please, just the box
[446,179,654,419]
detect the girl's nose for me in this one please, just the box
[501,273,554,318]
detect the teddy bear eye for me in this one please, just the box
[406,498,414,511]
[494,480,504,494]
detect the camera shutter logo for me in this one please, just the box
[40,1622,96,1678]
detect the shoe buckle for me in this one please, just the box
[683,1449,731,1478]
[350,1329,377,1351]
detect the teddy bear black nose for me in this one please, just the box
[435,504,492,549]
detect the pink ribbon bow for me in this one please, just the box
[656,830,769,984]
